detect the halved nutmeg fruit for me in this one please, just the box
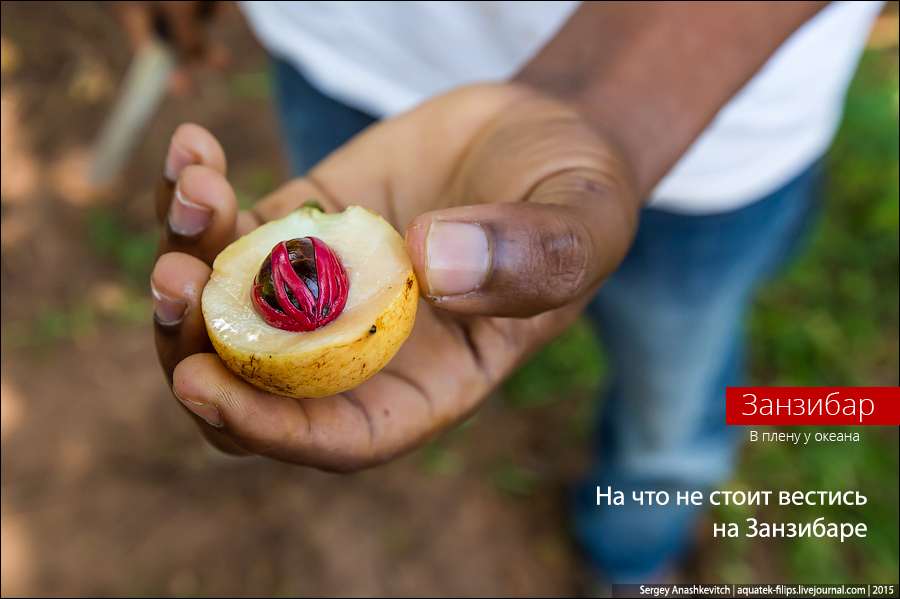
[202,204,418,399]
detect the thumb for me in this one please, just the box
[406,168,638,318]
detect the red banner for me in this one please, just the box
[726,387,899,425]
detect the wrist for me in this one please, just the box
[513,1,828,198]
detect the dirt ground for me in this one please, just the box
[5,3,895,597]
[0,3,600,596]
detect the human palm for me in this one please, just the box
[152,83,639,470]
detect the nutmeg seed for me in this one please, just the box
[251,236,349,332]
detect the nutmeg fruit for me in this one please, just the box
[202,204,418,399]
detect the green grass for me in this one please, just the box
[502,317,606,410]
[85,206,158,289]
[749,48,899,387]
[1,206,156,353]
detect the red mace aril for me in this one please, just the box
[251,237,349,332]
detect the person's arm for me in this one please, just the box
[515,1,827,196]
[151,3,830,469]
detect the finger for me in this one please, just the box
[406,168,638,317]
[170,355,382,471]
[151,251,212,380]
[170,321,464,472]
[151,251,249,455]
[402,94,639,317]
[156,123,227,223]
[159,164,239,266]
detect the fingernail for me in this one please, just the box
[425,221,490,296]
[151,280,187,325]
[174,390,224,428]
[168,184,213,237]
[164,138,196,182]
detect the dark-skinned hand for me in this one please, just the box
[150,1,828,471]
[151,84,639,470]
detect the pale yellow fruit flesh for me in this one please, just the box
[202,206,418,398]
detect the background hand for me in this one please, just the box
[152,84,640,470]
[116,0,227,95]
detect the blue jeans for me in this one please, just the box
[574,162,821,582]
[272,58,378,175]
[271,57,822,581]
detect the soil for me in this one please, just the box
[10,2,892,595]
[1,3,592,596]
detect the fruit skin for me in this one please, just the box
[207,270,417,399]
[202,205,418,399]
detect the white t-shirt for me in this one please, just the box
[240,1,883,213]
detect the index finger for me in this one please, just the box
[156,123,227,224]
